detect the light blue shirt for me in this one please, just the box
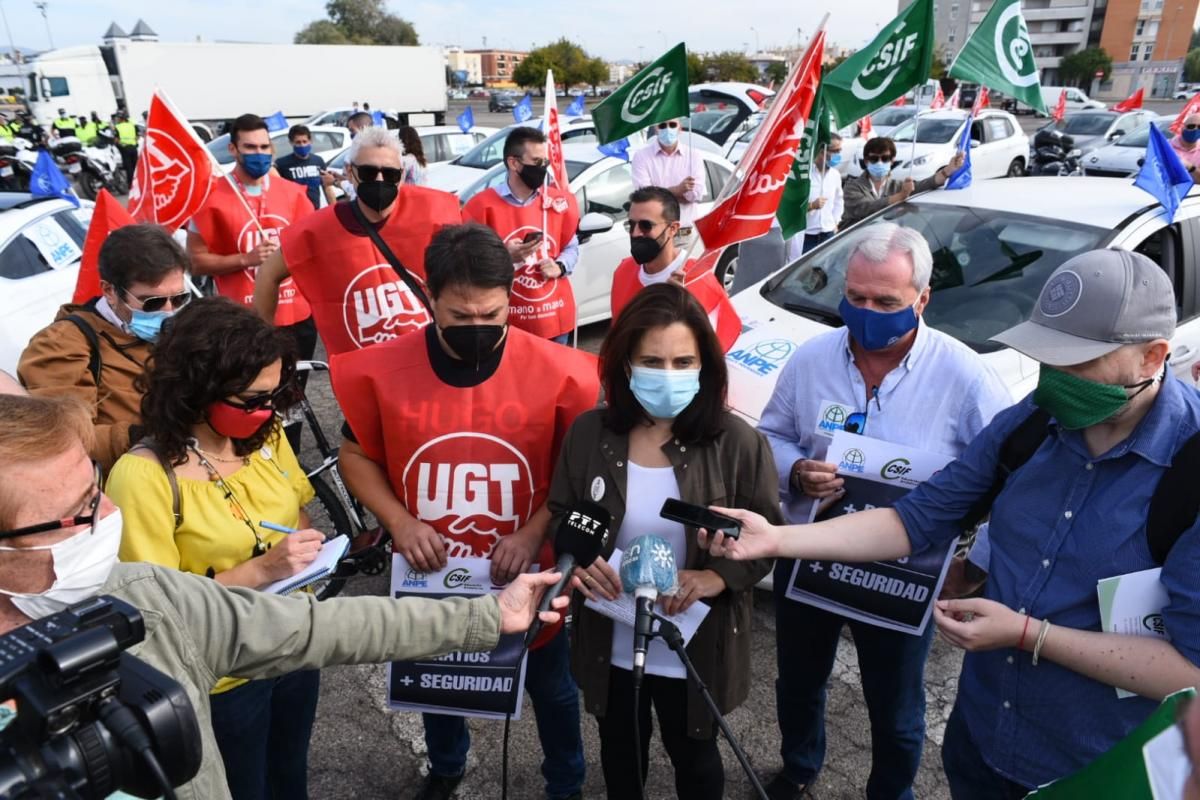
[757,319,1012,524]
[495,178,580,273]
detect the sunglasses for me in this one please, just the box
[123,289,192,313]
[1186,124,1200,131]
[657,122,680,130]
[230,382,294,412]
[353,164,404,184]
[0,462,102,541]
[624,219,666,234]
[864,155,893,164]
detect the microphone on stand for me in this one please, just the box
[522,501,611,650]
[619,535,680,689]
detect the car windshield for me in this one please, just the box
[871,107,916,127]
[1117,121,1173,147]
[1056,113,1117,135]
[455,126,532,170]
[763,203,1107,353]
[890,117,964,144]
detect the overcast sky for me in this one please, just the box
[3,0,904,60]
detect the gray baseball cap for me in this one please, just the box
[990,249,1176,367]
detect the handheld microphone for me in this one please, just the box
[522,501,611,649]
[619,535,680,688]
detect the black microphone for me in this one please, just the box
[523,501,611,649]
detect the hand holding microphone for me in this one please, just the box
[523,501,612,649]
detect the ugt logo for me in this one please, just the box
[342,264,431,348]
[504,226,562,304]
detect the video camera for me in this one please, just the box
[0,595,201,800]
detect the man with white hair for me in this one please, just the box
[254,127,461,355]
[755,222,1010,800]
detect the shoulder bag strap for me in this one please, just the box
[348,199,434,316]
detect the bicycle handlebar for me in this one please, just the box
[296,360,330,373]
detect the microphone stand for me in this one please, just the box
[650,613,768,800]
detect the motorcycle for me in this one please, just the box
[79,129,129,198]
[0,137,39,191]
[1029,128,1082,177]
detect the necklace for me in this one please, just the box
[186,440,267,557]
[188,436,249,465]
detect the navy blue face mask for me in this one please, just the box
[838,296,919,351]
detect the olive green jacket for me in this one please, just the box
[104,562,500,798]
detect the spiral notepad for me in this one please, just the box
[263,535,351,595]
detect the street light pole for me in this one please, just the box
[0,1,18,64]
[656,29,667,50]
[751,26,760,54]
[33,1,52,49]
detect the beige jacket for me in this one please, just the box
[104,563,501,799]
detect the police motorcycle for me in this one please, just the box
[78,127,129,199]
[0,120,46,191]
[1028,127,1082,177]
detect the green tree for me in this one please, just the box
[764,60,789,86]
[294,0,418,45]
[930,47,948,80]
[512,39,609,90]
[1191,27,1200,50]
[1186,48,1200,83]
[1059,47,1112,86]
[687,51,707,84]
[702,51,759,82]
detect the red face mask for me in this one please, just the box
[206,400,273,440]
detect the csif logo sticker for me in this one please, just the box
[443,567,472,589]
[1142,613,1166,636]
[621,67,675,125]
[881,458,913,480]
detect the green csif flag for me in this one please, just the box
[949,0,1047,114]
[777,83,833,240]
[592,43,690,144]
[822,0,935,128]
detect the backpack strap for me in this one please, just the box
[960,407,1052,532]
[133,437,182,529]
[1147,430,1200,564]
[60,314,102,386]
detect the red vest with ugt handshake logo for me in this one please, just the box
[462,185,580,339]
[279,187,462,356]
[190,176,313,326]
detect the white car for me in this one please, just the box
[457,142,736,326]
[426,118,647,195]
[205,125,350,174]
[688,82,775,147]
[722,177,1200,424]
[889,109,1028,182]
[0,194,94,373]
[326,125,496,172]
[1082,118,1174,177]
[870,105,919,138]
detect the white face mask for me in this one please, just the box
[0,508,123,619]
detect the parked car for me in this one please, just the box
[1082,118,1175,177]
[888,109,1028,182]
[869,105,919,138]
[488,92,517,112]
[457,142,737,326]
[1034,110,1157,158]
[0,194,94,373]
[304,108,361,127]
[687,82,775,146]
[722,176,1200,424]
[205,125,350,173]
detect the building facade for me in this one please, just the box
[1098,0,1199,98]
[467,49,528,87]
[445,47,483,86]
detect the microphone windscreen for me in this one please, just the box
[554,501,611,568]
[619,535,679,596]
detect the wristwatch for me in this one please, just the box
[555,260,570,277]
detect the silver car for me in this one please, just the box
[1082,119,1174,178]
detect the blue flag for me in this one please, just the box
[598,137,631,162]
[30,148,79,207]
[456,106,474,133]
[513,93,533,123]
[1134,123,1193,222]
[372,110,386,127]
[945,114,973,191]
[264,111,288,132]
[566,93,586,117]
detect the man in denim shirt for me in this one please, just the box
[705,249,1200,798]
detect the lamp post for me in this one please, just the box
[656,29,667,50]
[751,26,760,54]
[33,1,52,49]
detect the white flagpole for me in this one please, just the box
[908,86,925,184]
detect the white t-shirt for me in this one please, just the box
[609,461,688,679]
[638,251,688,288]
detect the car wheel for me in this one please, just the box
[1006,158,1025,178]
[715,245,740,291]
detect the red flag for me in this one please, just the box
[543,70,567,196]
[893,96,906,107]
[1172,93,1200,134]
[929,84,945,110]
[1052,89,1067,123]
[946,87,961,110]
[971,86,990,115]
[128,90,215,232]
[684,251,742,352]
[74,189,136,303]
[693,27,825,252]
[858,114,874,140]
[695,103,708,112]
[1112,87,1144,112]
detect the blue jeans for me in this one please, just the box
[941,702,1031,800]
[802,231,835,253]
[773,559,935,800]
[423,628,584,799]
[208,670,320,800]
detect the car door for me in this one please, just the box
[571,161,633,324]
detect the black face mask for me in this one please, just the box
[357,180,399,212]
[441,324,506,366]
[517,163,548,191]
[630,230,668,265]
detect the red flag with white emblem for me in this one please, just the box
[127,90,215,232]
[859,113,874,140]
[1052,89,1067,123]
[692,26,825,252]
[74,189,136,303]
[946,86,961,110]
[929,84,945,110]
[971,86,990,115]
[1112,87,1144,112]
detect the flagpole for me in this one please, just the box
[908,86,925,184]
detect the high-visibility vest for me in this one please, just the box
[0,124,11,141]
[53,116,75,135]
[115,121,137,146]
[77,122,97,144]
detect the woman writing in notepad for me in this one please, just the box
[106,296,324,800]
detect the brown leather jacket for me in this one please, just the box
[18,301,150,470]
[548,408,780,737]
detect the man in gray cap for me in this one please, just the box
[697,249,1200,798]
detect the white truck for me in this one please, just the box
[7,41,447,134]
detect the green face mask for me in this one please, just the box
[1032,364,1155,430]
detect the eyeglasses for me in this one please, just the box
[352,164,404,184]
[122,289,193,313]
[624,219,666,234]
[0,462,102,541]
[657,122,680,130]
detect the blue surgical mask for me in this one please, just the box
[629,366,701,419]
[1183,129,1200,144]
[128,308,171,342]
[838,296,918,351]
[657,127,679,148]
[827,153,843,168]
[293,143,313,158]
[240,152,273,179]
[866,161,891,179]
